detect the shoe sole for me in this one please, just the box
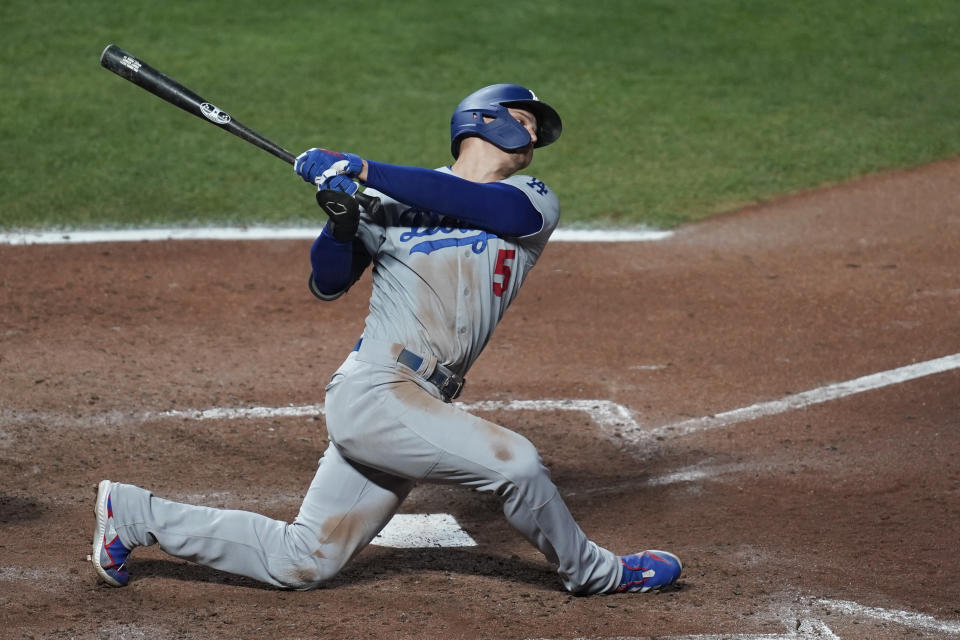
[90,479,124,587]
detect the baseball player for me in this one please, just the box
[90,84,682,595]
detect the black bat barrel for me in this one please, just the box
[99,44,295,163]
[99,44,380,213]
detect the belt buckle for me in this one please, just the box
[437,372,464,401]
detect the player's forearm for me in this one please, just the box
[363,160,542,236]
[309,225,356,297]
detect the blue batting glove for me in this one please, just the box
[321,174,360,196]
[294,148,363,186]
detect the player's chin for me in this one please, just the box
[510,146,534,170]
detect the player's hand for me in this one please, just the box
[294,148,364,186]
[320,174,360,196]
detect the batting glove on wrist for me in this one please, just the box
[320,174,360,196]
[294,148,364,186]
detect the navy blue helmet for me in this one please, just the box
[450,84,562,158]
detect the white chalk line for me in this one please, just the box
[5,352,957,461]
[652,353,960,439]
[150,352,960,448]
[151,399,645,453]
[816,598,960,635]
[523,599,960,639]
[560,461,756,499]
[610,617,840,640]
[643,461,747,487]
[155,398,636,422]
[0,226,672,245]
[158,404,324,421]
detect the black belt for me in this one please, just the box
[353,339,465,402]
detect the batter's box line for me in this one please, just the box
[151,398,635,423]
[147,351,960,447]
[519,599,960,639]
[650,352,960,439]
[814,598,960,636]
[147,399,645,451]
[15,352,951,451]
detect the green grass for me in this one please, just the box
[2,0,959,230]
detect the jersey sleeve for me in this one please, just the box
[363,161,544,237]
[501,174,561,251]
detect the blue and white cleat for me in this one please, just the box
[90,480,132,587]
[614,550,683,593]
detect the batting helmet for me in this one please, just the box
[450,84,562,158]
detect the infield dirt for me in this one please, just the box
[1,159,958,639]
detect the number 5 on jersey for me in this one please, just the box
[493,249,516,297]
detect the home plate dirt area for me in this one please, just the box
[1,158,959,639]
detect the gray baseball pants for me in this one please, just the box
[109,340,621,593]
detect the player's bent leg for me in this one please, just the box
[470,428,683,594]
[293,443,415,587]
[325,370,624,594]
[96,445,411,589]
[454,431,621,594]
[102,482,326,589]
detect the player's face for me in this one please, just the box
[460,108,540,179]
[505,107,538,168]
[507,108,538,146]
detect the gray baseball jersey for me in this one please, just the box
[333,168,559,376]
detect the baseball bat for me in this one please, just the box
[99,44,380,213]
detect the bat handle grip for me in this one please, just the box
[354,191,381,215]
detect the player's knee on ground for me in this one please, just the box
[275,550,352,591]
[272,525,351,590]
[276,558,327,590]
